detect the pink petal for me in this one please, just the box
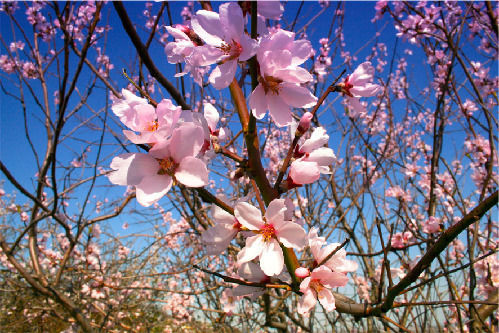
[109,153,159,186]
[211,203,235,225]
[306,147,336,167]
[219,2,243,42]
[289,160,320,185]
[300,127,329,153]
[317,288,336,312]
[156,99,181,135]
[264,199,286,225]
[237,235,264,264]
[350,83,382,97]
[165,26,190,41]
[297,289,317,316]
[257,1,283,19]
[235,202,264,230]
[175,156,209,187]
[135,174,172,207]
[346,96,366,117]
[279,83,317,108]
[209,60,237,90]
[267,94,292,127]
[203,102,219,131]
[232,285,262,297]
[201,223,238,255]
[249,84,268,120]
[239,34,258,61]
[275,67,313,84]
[290,39,312,66]
[170,123,205,162]
[260,239,284,276]
[276,221,307,250]
[191,10,223,47]
[237,262,266,282]
[349,62,375,86]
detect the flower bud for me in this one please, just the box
[296,112,313,135]
[295,267,310,278]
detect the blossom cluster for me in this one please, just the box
[104,1,386,317]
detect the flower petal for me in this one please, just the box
[191,10,223,47]
[306,147,336,167]
[209,60,237,90]
[280,82,317,107]
[297,289,317,316]
[276,222,307,250]
[249,84,268,120]
[267,94,292,127]
[264,199,286,225]
[170,123,205,162]
[109,153,159,186]
[260,239,284,276]
[175,156,209,187]
[237,235,264,264]
[135,174,172,207]
[219,2,243,42]
[317,288,336,312]
[289,160,320,185]
[235,202,264,230]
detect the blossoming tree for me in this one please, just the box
[0,1,497,332]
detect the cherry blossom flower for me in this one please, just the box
[340,62,382,117]
[108,122,209,207]
[203,102,229,141]
[308,228,358,273]
[111,89,182,144]
[232,262,268,299]
[201,200,241,255]
[164,25,219,85]
[249,29,317,127]
[391,231,413,249]
[257,2,284,20]
[191,2,258,89]
[236,198,306,276]
[288,127,336,185]
[297,265,349,315]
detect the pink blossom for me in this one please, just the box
[232,262,268,299]
[257,2,284,20]
[289,127,336,185]
[422,216,441,234]
[295,267,310,278]
[236,198,306,276]
[341,62,382,117]
[109,123,209,207]
[308,228,358,273]
[112,89,181,144]
[391,231,413,249]
[203,102,229,141]
[191,3,258,89]
[297,265,349,315]
[201,200,241,255]
[164,25,218,85]
[385,185,412,202]
[249,29,317,127]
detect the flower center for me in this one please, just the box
[145,120,159,132]
[233,219,242,230]
[310,279,325,296]
[341,75,354,97]
[157,157,178,176]
[259,223,276,242]
[259,75,283,95]
[219,40,243,62]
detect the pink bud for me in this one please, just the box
[297,112,313,135]
[295,267,310,278]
